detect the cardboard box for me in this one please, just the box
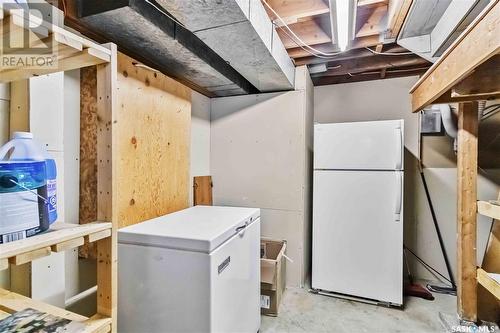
[260,239,286,316]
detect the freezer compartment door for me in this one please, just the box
[210,218,261,333]
[312,170,403,305]
[314,120,404,170]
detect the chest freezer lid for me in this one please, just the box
[118,206,260,253]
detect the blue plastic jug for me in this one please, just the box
[0,134,50,243]
[0,132,58,224]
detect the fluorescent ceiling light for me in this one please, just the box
[335,0,350,51]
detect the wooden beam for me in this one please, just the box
[356,5,388,38]
[288,35,381,58]
[9,247,51,266]
[477,269,500,301]
[358,0,388,8]
[277,16,332,49]
[312,66,428,85]
[478,196,500,322]
[0,48,110,83]
[457,102,479,323]
[380,67,387,78]
[194,176,213,206]
[319,54,428,76]
[294,43,406,66]
[0,259,8,271]
[410,0,499,112]
[452,55,500,98]
[51,237,85,253]
[263,0,330,25]
[478,201,500,220]
[386,0,412,39]
[95,43,117,332]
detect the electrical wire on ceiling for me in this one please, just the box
[273,23,344,59]
[262,0,344,57]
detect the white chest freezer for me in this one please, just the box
[118,206,261,333]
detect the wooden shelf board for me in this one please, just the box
[0,288,111,332]
[477,268,500,300]
[0,309,10,320]
[478,201,500,220]
[0,9,111,83]
[0,222,111,265]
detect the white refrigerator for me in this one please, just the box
[118,206,261,333]
[312,120,404,306]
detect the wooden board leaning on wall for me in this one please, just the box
[79,52,191,257]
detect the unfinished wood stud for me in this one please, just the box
[9,247,51,266]
[456,101,479,323]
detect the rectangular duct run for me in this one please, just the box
[78,0,259,97]
[155,0,296,92]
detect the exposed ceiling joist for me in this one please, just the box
[277,14,332,49]
[294,43,405,66]
[263,0,330,26]
[356,4,388,37]
[287,34,382,61]
[317,53,429,77]
[386,0,413,39]
[313,66,428,85]
[358,0,389,8]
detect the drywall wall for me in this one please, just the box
[190,91,211,206]
[313,77,499,282]
[315,76,420,158]
[0,83,10,289]
[210,66,313,287]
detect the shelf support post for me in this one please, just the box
[95,42,117,332]
[456,101,478,323]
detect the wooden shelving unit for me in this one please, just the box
[0,288,111,333]
[477,201,500,220]
[477,269,500,301]
[0,222,111,270]
[0,3,117,332]
[0,7,111,82]
[409,0,499,324]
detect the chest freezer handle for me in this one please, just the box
[235,221,249,234]
[394,171,403,221]
[394,126,403,170]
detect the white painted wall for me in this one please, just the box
[315,76,420,158]
[210,66,313,287]
[314,77,498,282]
[190,91,211,206]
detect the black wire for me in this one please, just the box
[482,105,500,118]
[404,245,453,285]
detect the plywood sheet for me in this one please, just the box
[115,53,191,228]
[79,66,98,259]
[194,176,213,206]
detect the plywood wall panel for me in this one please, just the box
[115,53,191,228]
[79,66,98,258]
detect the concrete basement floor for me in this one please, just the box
[261,284,457,333]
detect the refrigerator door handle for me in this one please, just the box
[394,171,403,221]
[394,126,403,170]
